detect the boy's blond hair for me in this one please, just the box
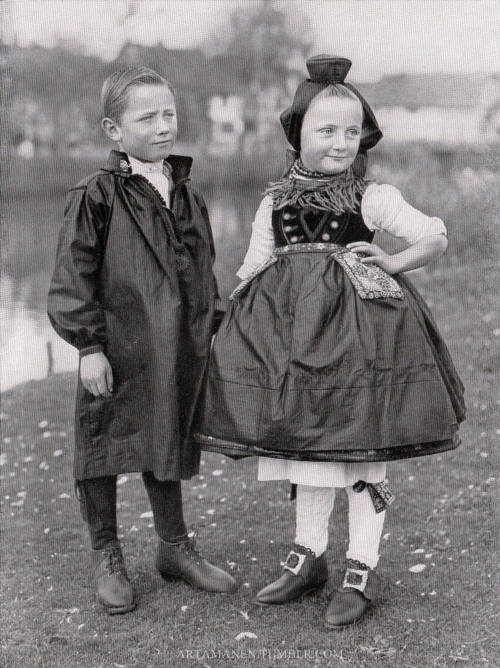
[101,67,174,123]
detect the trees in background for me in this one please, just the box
[4,1,311,155]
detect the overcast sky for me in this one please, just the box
[3,0,499,82]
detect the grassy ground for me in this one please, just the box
[2,263,499,668]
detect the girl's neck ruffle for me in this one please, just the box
[265,160,367,214]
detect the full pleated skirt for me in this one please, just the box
[194,250,465,462]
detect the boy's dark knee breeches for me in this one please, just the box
[76,476,118,550]
[141,473,187,542]
[75,473,187,549]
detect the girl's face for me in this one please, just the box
[103,84,177,162]
[300,96,363,175]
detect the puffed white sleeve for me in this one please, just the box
[361,183,447,246]
[236,195,275,280]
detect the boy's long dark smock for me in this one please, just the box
[48,151,219,481]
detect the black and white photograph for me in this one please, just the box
[1,1,499,666]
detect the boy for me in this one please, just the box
[48,67,237,614]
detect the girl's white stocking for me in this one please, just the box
[346,485,386,569]
[294,484,336,556]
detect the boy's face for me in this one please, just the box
[103,84,177,162]
[300,96,363,175]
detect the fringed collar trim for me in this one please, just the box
[265,160,367,215]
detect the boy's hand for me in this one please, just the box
[80,352,114,397]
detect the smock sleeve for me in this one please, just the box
[361,183,447,246]
[236,195,275,280]
[47,183,109,358]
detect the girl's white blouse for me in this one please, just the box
[240,183,446,487]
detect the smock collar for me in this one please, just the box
[104,150,193,184]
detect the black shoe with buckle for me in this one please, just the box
[324,559,380,628]
[91,543,136,615]
[155,533,238,593]
[256,544,328,606]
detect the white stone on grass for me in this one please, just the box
[409,564,426,573]
[235,632,257,641]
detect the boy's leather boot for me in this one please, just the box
[256,544,328,605]
[155,534,238,593]
[91,544,135,614]
[324,559,380,627]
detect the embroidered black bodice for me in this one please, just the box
[272,205,374,248]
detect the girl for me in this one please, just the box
[194,55,465,627]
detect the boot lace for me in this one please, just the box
[179,530,203,564]
[103,546,126,575]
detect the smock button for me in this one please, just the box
[290,236,299,243]
[322,233,331,241]
[330,220,339,229]
[284,225,293,233]
[283,212,293,221]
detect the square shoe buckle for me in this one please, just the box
[283,550,307,575]
[343,567,369,593]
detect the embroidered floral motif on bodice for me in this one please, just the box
[272,206,374,247]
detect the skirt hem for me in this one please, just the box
[192,432,460,462]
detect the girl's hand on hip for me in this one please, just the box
[80,352,114,397]
[346,242,398,274]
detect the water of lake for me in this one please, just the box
[1,186,260,391]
